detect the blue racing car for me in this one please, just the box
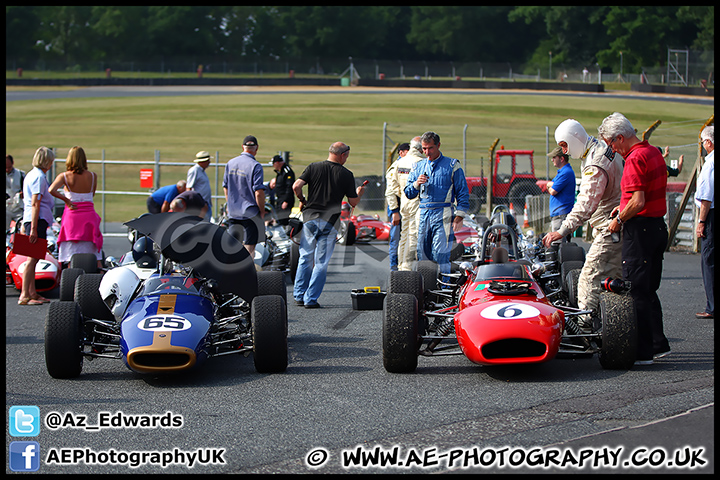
[44,213,288,378]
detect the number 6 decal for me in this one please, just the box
[482,303,540,320]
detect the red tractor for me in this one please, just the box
[465,149,542,216]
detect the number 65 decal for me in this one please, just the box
[138,315,191,331]
[482,303,540,320]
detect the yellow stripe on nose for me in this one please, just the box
[157,294,177,314]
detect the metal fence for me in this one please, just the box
[8,51,713,87]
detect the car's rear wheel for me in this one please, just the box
[388,270,423,306]
[257,270,286,304]
[289,241,300,282]
[561,260,584,292]
[566,268,582,308]
[70,253,98,273]
[59,267,83,301]
[252,295,288,373]
[382,293,418,373]
[45,301,84,378]
[558,243,585,263]
[75,273,113,321]
[415,260,439,293]
[598,292,637,370]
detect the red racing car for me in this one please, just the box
[337,202,392,245]
[6,221,62,293]
[382,222,636,373]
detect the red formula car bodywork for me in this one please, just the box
[383,223,637,373]
[453,262,564,365]
[6,223,62,292]
[338,202,392,244]
[351,214,391,242]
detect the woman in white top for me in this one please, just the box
[19,146,55,305]
[49,146,104,270]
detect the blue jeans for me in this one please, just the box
[388,209,400,271]
[293,218,338,305]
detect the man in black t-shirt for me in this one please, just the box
[291,142,366,308]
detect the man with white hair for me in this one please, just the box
[542,119,624,327]
[694,125,714,319]
[602,112,670,366]
[386,137,422,271]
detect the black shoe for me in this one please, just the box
[294,299,304,306]
[304,302,321,309]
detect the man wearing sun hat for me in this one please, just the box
[187,150,213,221]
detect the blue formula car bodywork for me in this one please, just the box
[44,213,288,378]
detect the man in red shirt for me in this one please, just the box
[602,112,670,366]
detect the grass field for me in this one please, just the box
[6,87,713,222]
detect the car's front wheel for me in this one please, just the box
[252,295,288,373]
[382,293,419,373]
[45,301,84,378]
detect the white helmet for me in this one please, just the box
[555,119,588,159]
[99,266,141,320]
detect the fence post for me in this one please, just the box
[463,124,468,171]
[154,150,160,190]
[101,149,106,234]
[214,150,220,220]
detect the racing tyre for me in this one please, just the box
[289,241,300,282]
[337,220,356,246]
[450,241,465,261]
[69,253,98,273]
[598,292,637,370]
[45,301,84,378]
[387,270,423,307]
[257,270,287,304]
[252,295,288,373]
[560,260,584,291]
[75,273,114,321]
[59,267,83,301]
[566,269,582,308]
[383,293,418,373]
[559,243,585,263]
[415,260,439,293]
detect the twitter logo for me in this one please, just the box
[9,406,40,437]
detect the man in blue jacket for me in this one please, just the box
[404,131,470,274]
[547,145,576,244]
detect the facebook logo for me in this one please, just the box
[9,405,40,436]
[9,441,40,472]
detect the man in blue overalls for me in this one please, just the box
[404,131,470,274]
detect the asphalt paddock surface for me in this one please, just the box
[5,224,713,473]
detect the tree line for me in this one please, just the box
[6,6,714,74]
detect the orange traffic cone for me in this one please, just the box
[509,202,514,215]
[523,203,530,228]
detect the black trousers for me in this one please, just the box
[622,216,669,360]
[700,209,714,315]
